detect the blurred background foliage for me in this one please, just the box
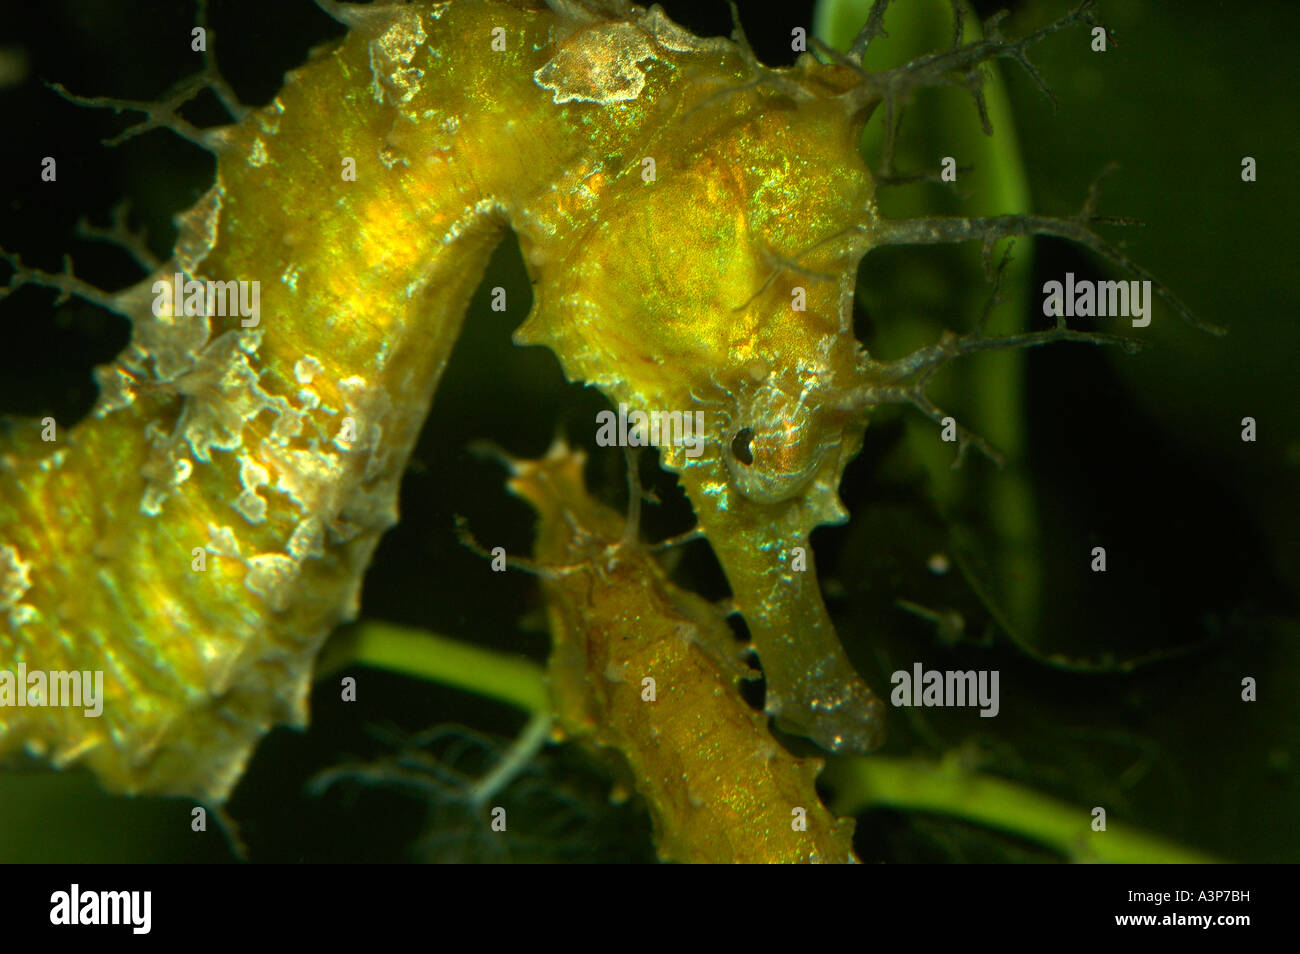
[0,0,1294,862]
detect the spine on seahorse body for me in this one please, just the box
[1,0,886,801]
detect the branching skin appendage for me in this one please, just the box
[497,439,856,863]
[0,0,1209,803]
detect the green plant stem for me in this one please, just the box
[316,620,550,716]
[320,621,1216,862]
[826,753,1220,863]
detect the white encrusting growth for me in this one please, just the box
[368,9,428,106]
[294,356,324,385]
[0,543,35,628]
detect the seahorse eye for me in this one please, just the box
[730,427,755,466]
[724,416,827,505]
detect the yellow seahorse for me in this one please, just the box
[1,0,1192,803]
[503,438,857,863]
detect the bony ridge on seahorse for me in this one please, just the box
[0,0,1206,801]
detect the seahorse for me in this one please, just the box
[0,0,1198,802]
[500,439,856,863]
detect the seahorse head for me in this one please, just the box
[509,5,885,752]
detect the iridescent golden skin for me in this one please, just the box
[510,9,885,753]
[0,0,883,801]
[509,440,857,863]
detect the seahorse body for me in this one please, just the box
[508,440,857,863]
[0,0,883,801]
